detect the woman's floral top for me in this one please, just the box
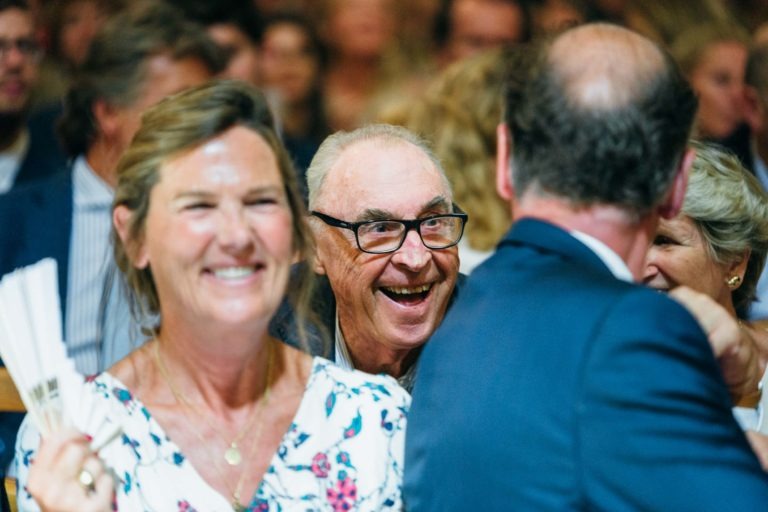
[15,357,410,511]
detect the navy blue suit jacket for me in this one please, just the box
[0,171,72,474]
[404,218,768,510]
[11,105,68,190]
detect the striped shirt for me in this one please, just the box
[66,156,136,374]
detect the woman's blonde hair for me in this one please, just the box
[404,47,528,251]
[685,141,768,317]
[112,80,316,341]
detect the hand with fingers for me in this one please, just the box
[669,286,762,403]
[26,428,114,512]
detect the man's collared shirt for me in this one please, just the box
[571,229,634,283]
[0,130,28,194]
[67,156,134,374]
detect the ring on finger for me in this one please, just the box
[78,468,97,494]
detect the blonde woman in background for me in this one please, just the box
[401,47,529,273]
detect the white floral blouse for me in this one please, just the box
[15,357,410,511]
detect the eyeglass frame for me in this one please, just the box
[310,203,468,254]
[0,37,42,62]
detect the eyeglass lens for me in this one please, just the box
[357,216,463,252]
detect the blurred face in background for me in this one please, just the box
[208,23,261,86]
[442,0,525,64]
[324,0,396,59]
[0,6,39,115]
[261,21,319,105]
[58,0,109,66]
[689,40,748,139]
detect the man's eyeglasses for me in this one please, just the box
[0,38,42,62]
[310,205,468,254]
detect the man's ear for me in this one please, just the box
[113,205,148,268]
[728,249,751,285]
[308,220,327,275]
[92,99,121,140]
[658,147,694,219]
[312,251,327,275]
[496,123,514,201]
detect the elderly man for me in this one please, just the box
[404,23,768,509]
[271,124,464,391]
[0,0,66,193]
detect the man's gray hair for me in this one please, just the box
[306,123,452,209]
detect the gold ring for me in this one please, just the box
[78,468,96,494]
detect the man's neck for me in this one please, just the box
[337,322,419,378]
[85,138,120,188]
[0,113,25,151]
[513,195,656,281]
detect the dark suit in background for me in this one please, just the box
[0,172,72,474]
[11,105,68,189]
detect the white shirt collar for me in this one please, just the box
[570,229,634,283]
[333,313,355,371]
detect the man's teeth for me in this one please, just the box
[383,284,431,295]
[213,266,255,279]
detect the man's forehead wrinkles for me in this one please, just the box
[353,196,451,222]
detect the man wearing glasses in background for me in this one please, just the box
[0,0,66,194]
[271,124,465,392]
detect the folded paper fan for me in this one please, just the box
[0,258,121,451]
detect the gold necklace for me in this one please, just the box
[153,339,274,509]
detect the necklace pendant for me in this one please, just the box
[224,445,242,466]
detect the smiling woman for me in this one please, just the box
[644,141,768,407]
[14,81,409,512]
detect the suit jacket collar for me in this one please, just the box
[501,217,614,278]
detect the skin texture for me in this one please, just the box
[689,40,748,139]
[0,7,37,116]
[133,126,294,336]
[27,429,113,512]
[312,137,459,377]
[643,214,746,315]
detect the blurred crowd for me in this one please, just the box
[6,0,768,271]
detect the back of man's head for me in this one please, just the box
[58,1,224,157]
[506,23,697,216]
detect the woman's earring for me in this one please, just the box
[726,275,742,288]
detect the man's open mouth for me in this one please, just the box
[379,284,433,305]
